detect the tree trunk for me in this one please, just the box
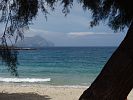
[79,22,133,100]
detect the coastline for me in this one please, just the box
[0,83,133,100]
[0,83,87,100]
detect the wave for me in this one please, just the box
[0,77,51,83]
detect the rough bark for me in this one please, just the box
[79,22,133,100]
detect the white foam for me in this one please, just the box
[0,77,51,83]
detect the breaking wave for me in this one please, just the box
[0,77,51,83]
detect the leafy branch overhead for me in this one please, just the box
[0,46,18,76]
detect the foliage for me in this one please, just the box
[0,46,18,76]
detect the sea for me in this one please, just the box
[0,47,116,86]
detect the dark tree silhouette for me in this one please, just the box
[0,0,133,99]
[78,0,133,100]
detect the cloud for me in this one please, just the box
[67,32,114,37]
[26,29,114,38]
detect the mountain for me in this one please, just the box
[15,35,54,48]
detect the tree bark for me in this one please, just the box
[79,22,133,100]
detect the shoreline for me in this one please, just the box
[0,82,89,89]
[0,83,133,100]
[0,83,87,100]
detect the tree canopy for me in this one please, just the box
[0,0,133,75]
[79,0,133,31]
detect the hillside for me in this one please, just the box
[15,35,54,48]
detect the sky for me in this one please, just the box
[1,2,127,47]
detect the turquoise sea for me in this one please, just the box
[0,47,116,86]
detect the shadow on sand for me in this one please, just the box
[0,92,51,100]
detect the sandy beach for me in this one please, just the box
[0,83,87,100]
[0,83,132,100]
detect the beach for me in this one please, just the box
[0,83,87,100]
[0,83,133,100]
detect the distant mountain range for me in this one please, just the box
[15,35,54,48]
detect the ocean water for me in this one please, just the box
[0,47,116,86]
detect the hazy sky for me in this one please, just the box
[1,3,127,46]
